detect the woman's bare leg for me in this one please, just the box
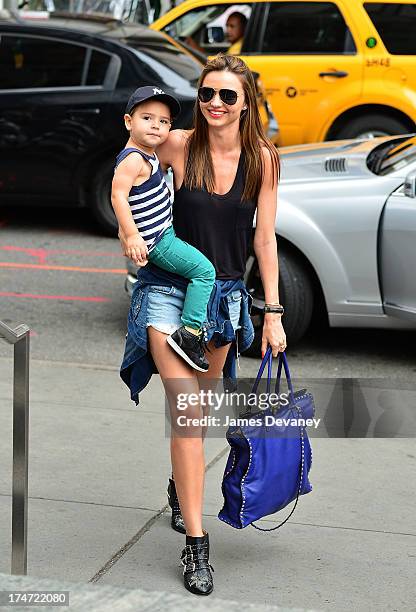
[148,326,205,536]
[148,328,233,535]
[197,341,232,440]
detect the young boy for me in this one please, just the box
[111,86,215,372]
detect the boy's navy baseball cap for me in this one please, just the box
[125,86,181,118]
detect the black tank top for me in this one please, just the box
[172,152,257,280]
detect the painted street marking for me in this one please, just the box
[0,263,125,274]
[0,292,111,302]
[0,246,123,260]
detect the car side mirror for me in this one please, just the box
[206,26,225,43]
[404,170,416,198]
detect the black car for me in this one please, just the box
[0,12,202,234]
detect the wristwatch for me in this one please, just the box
[264,303,284,315]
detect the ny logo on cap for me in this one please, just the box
[153,87,164,95]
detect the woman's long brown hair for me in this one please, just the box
[184,53,280,202]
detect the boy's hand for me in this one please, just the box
[125,233,148,265]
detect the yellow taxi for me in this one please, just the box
[152,0,416,146]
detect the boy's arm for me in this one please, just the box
[111,154,148,264]
[117,224,148,268]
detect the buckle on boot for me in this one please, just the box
[180,559,196,574]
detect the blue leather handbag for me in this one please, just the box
[218,346,315,531]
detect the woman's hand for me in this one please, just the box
[261,313,287,358]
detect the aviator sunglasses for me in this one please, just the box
[197,86,242,106]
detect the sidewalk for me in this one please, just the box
[0,357,414,611]
[0,573,314,612]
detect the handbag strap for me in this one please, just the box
[251,346,273,395]
[250,406,306,532]
[252,345,295,401]
[275,351,295,402]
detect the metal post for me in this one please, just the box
[0,320,30,576]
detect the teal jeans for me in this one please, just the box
[148,225,215,330]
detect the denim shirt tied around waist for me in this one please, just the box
[120,263,254,404]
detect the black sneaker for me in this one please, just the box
[167,326,209,372]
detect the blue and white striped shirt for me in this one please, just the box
[114,147,173,252]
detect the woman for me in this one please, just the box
[119,53,286,596]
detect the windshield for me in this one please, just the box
[367,136,416,175]
[164,7,230,38]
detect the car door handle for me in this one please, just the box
[2,110,32,121]
[66,108,101,116]
[319,71,349,78]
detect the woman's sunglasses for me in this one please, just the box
[197,86,241,106]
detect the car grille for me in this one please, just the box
[324,158,348,173]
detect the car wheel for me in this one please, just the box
[334,114,411,140]
[242,247,314,357]
[91,159,118,236]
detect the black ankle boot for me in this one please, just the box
[167,478,186,534]
[180,531,214,595]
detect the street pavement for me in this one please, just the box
[0,356,415,611]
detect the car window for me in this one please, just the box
[162,4,252,54]
[364,3,416,55]
[261,1,356,54]
[125,38,202,85]
[86,49,111,85]
[129,47,199,95]
[0,35,86,89]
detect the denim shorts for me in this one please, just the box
[146,284,242,335]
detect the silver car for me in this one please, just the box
[126,134,416,355]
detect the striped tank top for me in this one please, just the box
[114,147,173,252]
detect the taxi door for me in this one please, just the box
[242,0,364,145]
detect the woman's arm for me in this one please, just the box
[156,128,190,173]
[253,147,287,357]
